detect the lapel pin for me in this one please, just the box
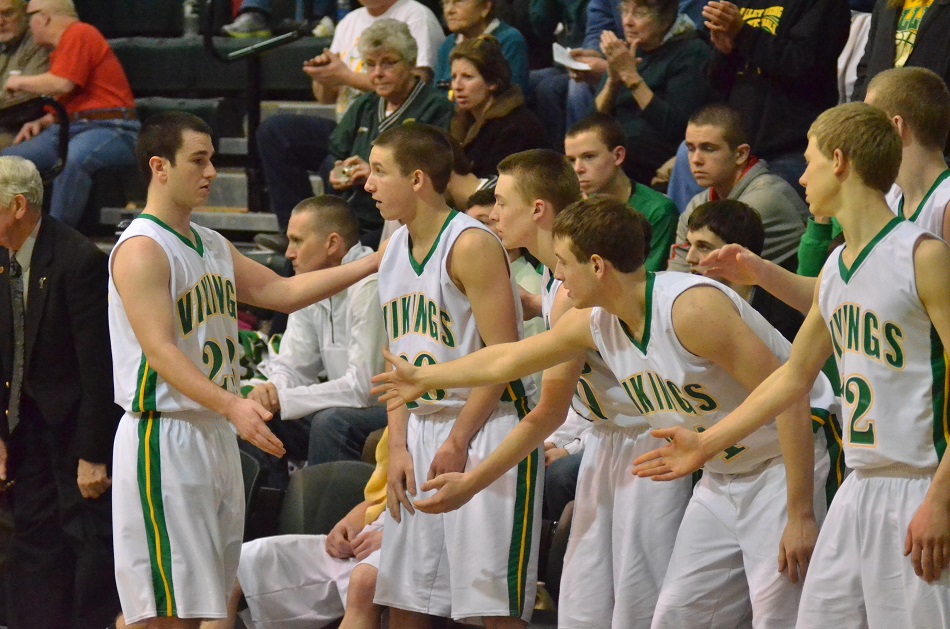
[39,277,46,288]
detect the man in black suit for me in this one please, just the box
[0,155,120,629]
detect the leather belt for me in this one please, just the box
[69,108,138,123]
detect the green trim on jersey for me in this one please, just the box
[506,405,537,619]
[132,354,158,413]
[931,326,949,461]
[138,213,205,256]
[137,412,177,617]
[501,378,527,402]
[619,271,655,352]
[408,210,457,276]
[812,407,845,507]
[544,268,556,293]
[901,169,950,223]
[837,217,903,284]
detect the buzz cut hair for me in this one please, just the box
[496,149,581,215]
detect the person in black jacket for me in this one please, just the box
[851,0,949,111]
[448,35,549,178]
[702,0,851,188]
[0,156,120,629]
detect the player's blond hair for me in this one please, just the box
[867,67,950,152]
[808,102,901,194]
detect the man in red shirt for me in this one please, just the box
[1,0,138,228]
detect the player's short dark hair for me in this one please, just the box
[373,123,453,193]
[497,149,581,215]
[688,103,750,150]
[687,199,765,256]
[291,195,360,249]
[136,111,213,185]
[566,112,627,153]
[552,194,648,273]
[466,187,496,209]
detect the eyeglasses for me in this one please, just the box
[364,57,403,72]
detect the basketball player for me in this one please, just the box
[635,102,950,627]
[449,149,694,628]
[109,112,378,628]
[367,123,541,628]
[373,196,836,628]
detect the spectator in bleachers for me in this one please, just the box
[666,0,851,207]
[0,0,48,147]
[257,18,452,247]
[1,0,138,229]
[304,0,443,118]
[668,104,806,274]
[685,199,804,340]
[443,133,497,209]
[564,112,678,271]
[241,196,387,489]
[530,0,622,150]
[448,35,548,178]
[851,0,948,117]
[435,0,529,95]
[594,0,711,186]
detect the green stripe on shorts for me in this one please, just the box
[506,435,538,618]
[137,412,177,617]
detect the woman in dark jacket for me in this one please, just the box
[595,0,711,184]
[449,36,549,178]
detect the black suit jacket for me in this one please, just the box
[0,217,120,466]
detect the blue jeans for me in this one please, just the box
[239,414,314,490]
[307,405,388,466]
[256,113,336,230]
[2,120,140,227]
[529,68,596,151]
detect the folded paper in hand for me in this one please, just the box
[553,43,592,71]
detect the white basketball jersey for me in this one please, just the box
[819,218,948,471]
[109,215,240,413]
[590,272,835,475]
[379,211,533,414]
[894,170,950,239]
[541,266,646,429]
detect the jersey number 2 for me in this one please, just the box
[844,374,876,447]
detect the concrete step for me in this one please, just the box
[219,101,336,156]
[162,167,324,208]
[99,206,281,233]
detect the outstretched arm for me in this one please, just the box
[372,307,596,408]
[230,242,378,314]
[413,285,589,514]
[702,244,817,314]
[112,237,285,456]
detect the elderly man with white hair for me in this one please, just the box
[0,155,120,629]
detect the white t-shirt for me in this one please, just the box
[330,0,445,117]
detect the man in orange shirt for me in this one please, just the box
[1,0,138,228]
